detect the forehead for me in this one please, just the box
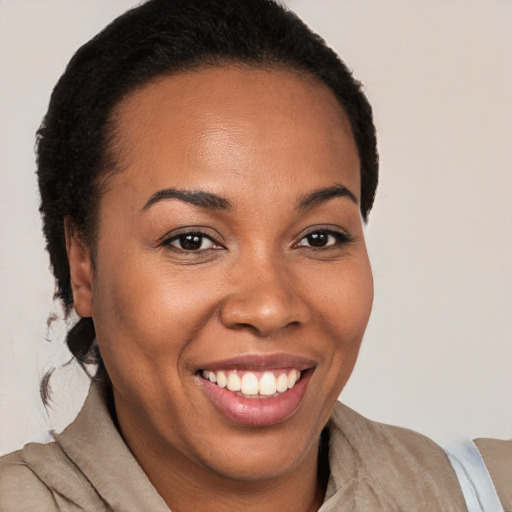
[108,66,360,206]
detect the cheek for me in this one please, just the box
[316,255,373,334]
[314,255,373,379]
[90,257,220,376]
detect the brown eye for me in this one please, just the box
[305,232,329,247]
[296,229,350,249]
[167,233,216,251]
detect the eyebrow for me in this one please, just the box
[141,188,232,212]
[296,184,358,211]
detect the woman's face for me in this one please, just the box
[72,67,373,482]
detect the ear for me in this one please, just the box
[64,219,94,318]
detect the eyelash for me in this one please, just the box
[161,231,222,252]
[294,228,352,250]
[160,228,351,253]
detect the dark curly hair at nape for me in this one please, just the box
[37,0,379,366]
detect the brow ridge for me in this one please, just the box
[142,188,232,212]
[297,184,358,211]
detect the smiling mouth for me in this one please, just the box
[200,369,302,398]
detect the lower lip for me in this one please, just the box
[199,370,312,427]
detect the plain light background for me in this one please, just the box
[0,0,511,456]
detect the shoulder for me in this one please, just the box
[330,401,452,462]
[475,437,512,510]
[328,402,467,510]
[0,445,59,511]
[0,440,107,512]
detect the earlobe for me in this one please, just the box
[64,219,94,318]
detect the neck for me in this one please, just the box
[118,412,329,512]
[147,441,328,512]
[169,460,324,512]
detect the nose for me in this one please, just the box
[219,255,311,337]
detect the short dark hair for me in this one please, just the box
[37,0,379,364]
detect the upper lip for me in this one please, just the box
[197,353,316,372]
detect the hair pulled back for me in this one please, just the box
[37,0,379,365]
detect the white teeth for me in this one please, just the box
[287,369,298,389]
[227,372,241,392]
[216,371,227,388]
[202,368,303,396]
[241,373,259,395]
[259,372,277,395]
[276,373,288,393]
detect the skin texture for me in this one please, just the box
[66,67,374,512]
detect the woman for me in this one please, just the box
[0,0,509,510]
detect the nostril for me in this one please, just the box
[218,272,311,336]
[219,305,305,337]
